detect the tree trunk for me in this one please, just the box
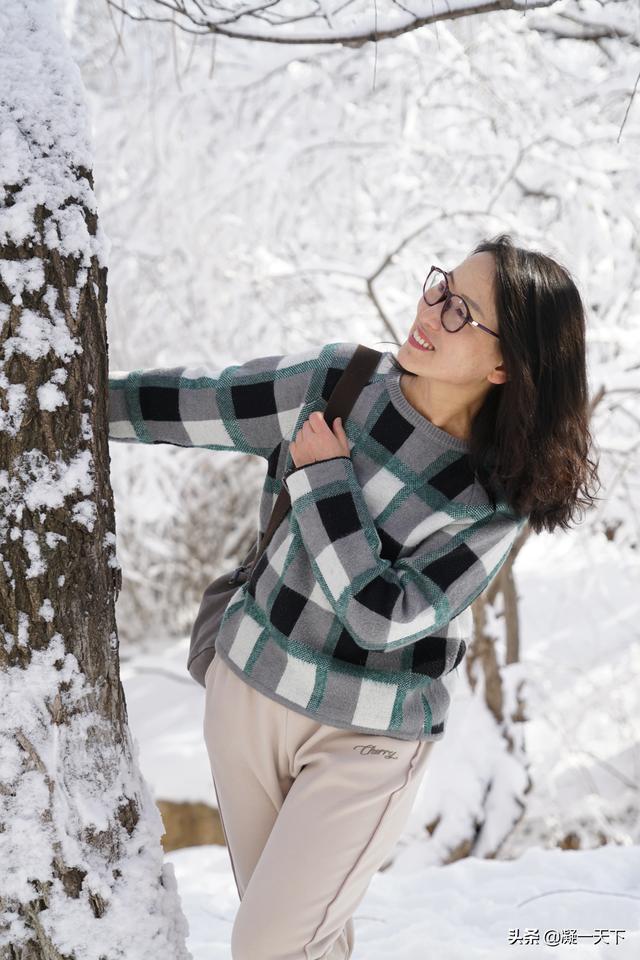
[0,3,191,956]
[416,524,534,866]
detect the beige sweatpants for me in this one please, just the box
[202,652,434,960]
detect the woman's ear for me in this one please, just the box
[490,362,509,384]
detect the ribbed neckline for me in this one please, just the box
[383,353,471,452]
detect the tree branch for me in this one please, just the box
[105,0,562,46]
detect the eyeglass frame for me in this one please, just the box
[422,265,500,341]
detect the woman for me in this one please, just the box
[108,233,599,959]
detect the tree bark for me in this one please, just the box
[0,2,191,956]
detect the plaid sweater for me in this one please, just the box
[108,341,527,741]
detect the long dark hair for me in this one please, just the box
[380,233,602,535]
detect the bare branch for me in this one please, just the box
[617,65,640,143]
[105,0,562,46]
[528,9,639,46]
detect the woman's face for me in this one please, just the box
[397,251,506,388]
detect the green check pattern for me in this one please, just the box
[109,341,527,741]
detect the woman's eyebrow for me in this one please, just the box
[448,268,485,320]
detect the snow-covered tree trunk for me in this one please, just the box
[462,551,534,859]
[0,2,191,956]
[412,539,534,866]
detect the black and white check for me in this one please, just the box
[109,341,526,740]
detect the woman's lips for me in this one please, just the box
[409,326,436,351]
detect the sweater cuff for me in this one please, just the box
[283,456,352,503]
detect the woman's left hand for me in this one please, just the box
[290,412,350,469]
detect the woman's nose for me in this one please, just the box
[420,300,444,332]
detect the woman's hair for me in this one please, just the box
[380,232,602,535]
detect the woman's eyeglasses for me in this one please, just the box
[423,266,500,341]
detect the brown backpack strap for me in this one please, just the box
[250,344,382,565]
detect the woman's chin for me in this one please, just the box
[398,340,420,363]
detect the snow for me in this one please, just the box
[0,636,190,956]
[2,307,83,365]
[120,640,212,805]
[168,841,640,959]
[1,448,96,539]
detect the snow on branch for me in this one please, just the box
[105,0,562,45]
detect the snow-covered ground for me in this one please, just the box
[120,521,640,958]
[168,841,640,959]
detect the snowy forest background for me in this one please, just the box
[52,0,640,955]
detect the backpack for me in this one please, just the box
[187,343,383,686]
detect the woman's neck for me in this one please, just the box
[400,373,474,443]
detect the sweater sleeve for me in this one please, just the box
[283,455,526,652]
[107,345,327,459]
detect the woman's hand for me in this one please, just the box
[290,412,350,469]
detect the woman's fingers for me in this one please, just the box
[291,413,348,466]
[308,411,328,432]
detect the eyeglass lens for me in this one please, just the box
[424,268,469,332]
